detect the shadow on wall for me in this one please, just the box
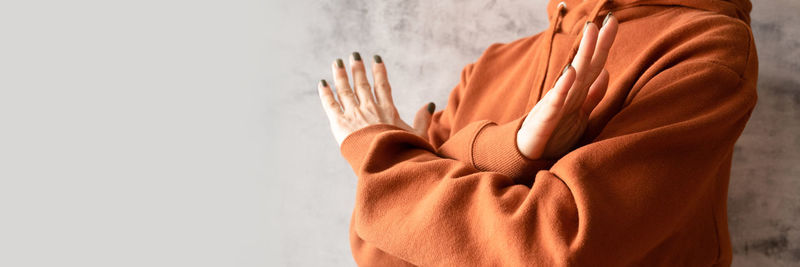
[728,73,800,266]
[727,8,800,264]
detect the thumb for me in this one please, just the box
[413,102,435,138]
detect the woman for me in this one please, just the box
[316,0,756,265]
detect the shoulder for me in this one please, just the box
[640,7,755,77]
[472,32,544,70]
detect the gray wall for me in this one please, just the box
[729,1,800,265]
[0,0,796,266]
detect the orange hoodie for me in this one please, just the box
[339,0,757,266]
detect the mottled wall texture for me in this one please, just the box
[270,0,800,266]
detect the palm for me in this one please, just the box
[541,110,588,158]
[517,14,617,160]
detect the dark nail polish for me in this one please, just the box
[320,79,328,87]
[427,102,435,114]
[373,54,383,64]
[336,58,344,68]
[562,63,571,76]
[603,12,613,27]
[352,52,362,61]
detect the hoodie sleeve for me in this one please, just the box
[435,116,557,182]
[340,59,756,265]
[348,60,553,265]
[427,61,556,180]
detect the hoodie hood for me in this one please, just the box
[610,0,752,24]
[554,0,752,25]
[540,0,752,102]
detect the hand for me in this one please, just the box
[317,53,436,147]
[517,14,618,160]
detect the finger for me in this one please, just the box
[572,22,598,81]
[590,12,618,75]
[350,52,376,107]
[413,102,435,139]
[371,54,394,107]
[332,58,358,110]
[564,22,599,113]
[318,79,343,120]
[532,66,575,126]
[524,64,572,126]
[522,66,576,158]
[581,69,609,115]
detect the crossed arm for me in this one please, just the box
[312,13,755,266]
[317,17,618,162]
[314,17,619,265]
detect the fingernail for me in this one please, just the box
[352,52,362,61]
[562,63,571,76]
[603,12,613,27]
[336,58,344,68]
[373,54,383,64]
[427,102,435,114]
[320,79,328,87]
[584,21,592,33]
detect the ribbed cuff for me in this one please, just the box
[339,124,408,171]
[471,116,555,179]
[435,120,494,168]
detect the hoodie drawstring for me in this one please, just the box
[554,1,567,33]
[526,1,569,110]
[528,0,616,110]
